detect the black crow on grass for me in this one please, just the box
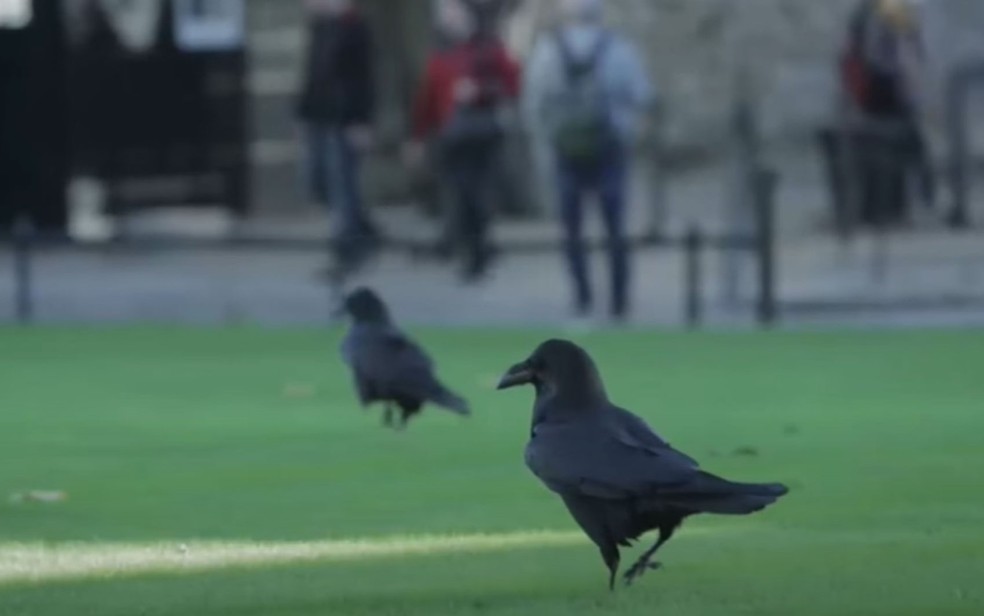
[338,287,470,430]
[497,339,788,589]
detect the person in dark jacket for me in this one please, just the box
[297,0,378,278]
[841,0,936,219]
[406,0,521,282]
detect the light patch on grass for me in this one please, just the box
[0,527,732,586]
[0,530,589,586]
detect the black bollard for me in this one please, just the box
[682,226,704,329]
[12,214,35,325]
[753,169,778,327]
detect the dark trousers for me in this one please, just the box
[303,123,376,262]
[864,72,936,209]
[557,148,630,317]
[444,143,499,277]
[894,115,935,209]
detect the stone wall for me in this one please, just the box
[247,0,984,214]
[507,0,984,151]
[247,0,433,213]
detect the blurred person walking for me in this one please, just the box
[840,0,936,217]
[406,0,521,283]
[296,0,378,279]
[525,0,652,324]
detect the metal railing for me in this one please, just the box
[3,168,777,329]
[3,89,782,330]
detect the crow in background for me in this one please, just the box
[338,287,470,429]
[497,339,788,590]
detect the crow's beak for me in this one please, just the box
[497,361,534,390]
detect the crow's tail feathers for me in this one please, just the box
[429,383,471,416]
[662,472,788,515]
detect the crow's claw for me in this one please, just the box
[622,560,662,587]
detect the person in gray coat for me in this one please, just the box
[524,0,653,323]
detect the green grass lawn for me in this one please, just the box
[0,327,983,616]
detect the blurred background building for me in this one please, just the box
[3,0,984,327]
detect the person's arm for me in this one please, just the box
[522,35,553,128]
[294,25,315,120]
[352,19,375,126]
[608,37,656,145]
[495,43,522,100]
[411,56,442,141]
[898,21,933,116]
[618,38,655,110]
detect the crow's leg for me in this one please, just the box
[395,410,409,432]
[601,545,620,592]
[623,523,679,587]
[382,403,395,428]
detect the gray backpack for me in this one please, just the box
[551,30,614,165]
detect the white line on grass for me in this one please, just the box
[0,530,586,586]
[0,527,731,586]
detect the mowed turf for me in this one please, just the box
[0,327,982,616]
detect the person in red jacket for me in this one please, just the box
[406,0,520,282]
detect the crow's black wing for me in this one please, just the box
[341,325,433,367]
[611,405,700,467]
[341,330,376,405]
[526,412,700,500]
[350,365,374,406]
[344,324,441,401]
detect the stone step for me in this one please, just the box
[249,25,304,59]
[251,93,297,142]
[248,68,298,97]
[251,160,306,213]
[247,0,300,28]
